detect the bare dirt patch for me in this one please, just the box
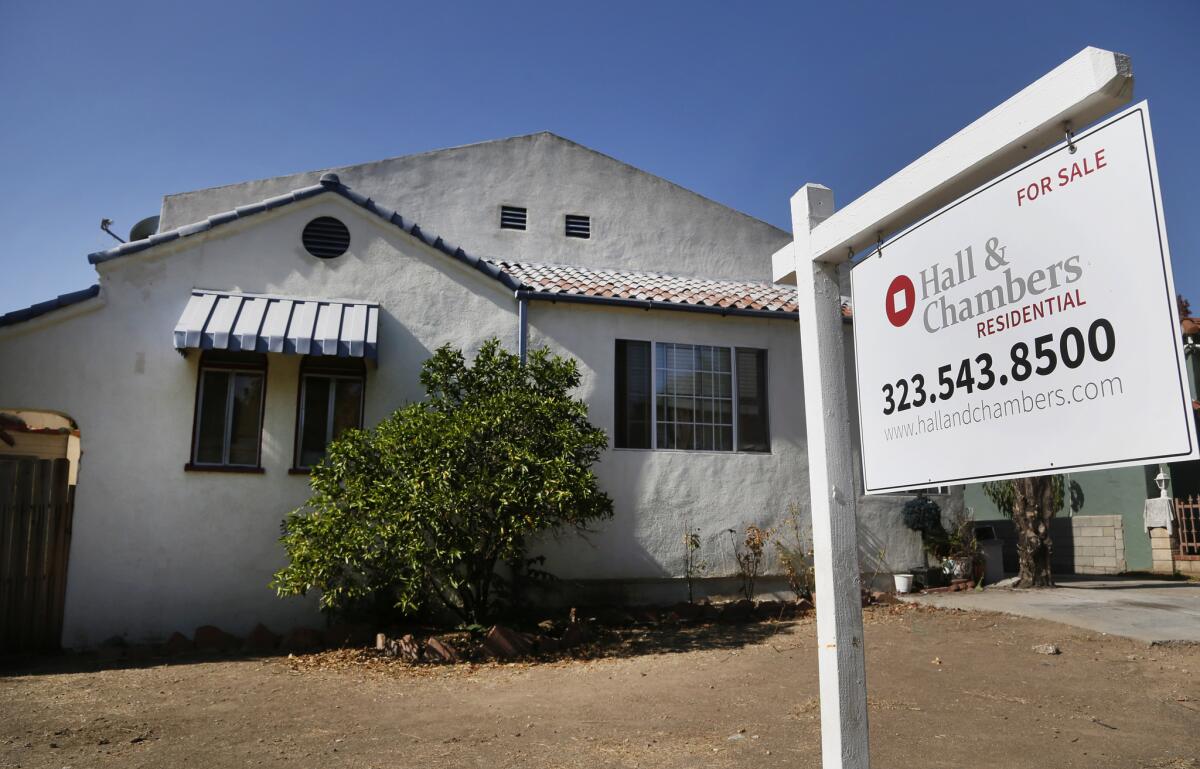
[2,605,1197,768]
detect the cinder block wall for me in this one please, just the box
[983,515,1127,575]
[1067,515,1126,575]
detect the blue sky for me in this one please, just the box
[1,1,1198,315]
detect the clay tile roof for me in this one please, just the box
[8,174,799,329]
[493,260,798,315]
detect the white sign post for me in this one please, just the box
[853,102,1197,493]
[789,47,1138,769]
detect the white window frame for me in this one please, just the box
[614,339,769,454]
[650,342,736,452]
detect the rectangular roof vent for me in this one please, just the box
[500,205,527,231]
[565,214,590,239]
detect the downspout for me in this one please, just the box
[517,294,529,365]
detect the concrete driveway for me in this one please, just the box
[908,577,1200,645]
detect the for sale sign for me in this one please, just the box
[851,101,1197,493]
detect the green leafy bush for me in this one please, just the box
[900,494,944,538]
[901,494,949,559]
[271,339,613,624]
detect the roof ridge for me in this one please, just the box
[87,182,328,265]
[500,259,797,316]
[0,284,101,328]
[27,176,794,329]
[86,173,525,295]
[160,132,562,202]
[490,257,791,290]
[160,132,789,240]
[505,134,790,237]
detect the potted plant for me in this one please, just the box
[940,508,981,582]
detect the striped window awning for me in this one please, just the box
[173,289,379,359]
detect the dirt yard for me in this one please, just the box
[2,605,1197,769]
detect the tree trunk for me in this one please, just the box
[1011,476,1057,588]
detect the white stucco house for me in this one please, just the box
[0,133,962,647]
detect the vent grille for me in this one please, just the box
[302,216,351,258]
[565,214,591,239]
[500,205,527,231]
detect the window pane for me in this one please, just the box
[717,399,731,425]
[299,376,331,468]
[332,379,364,439]
[736,348,770,452]
[716,369,731,397]
[615,340,651,449]
[227,373,264,466]
[678,370,695,397]
[195,370,230,464]
[651,343,733,452]
[676,423,694,451]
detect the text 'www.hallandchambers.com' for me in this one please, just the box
[882,375,1125,442]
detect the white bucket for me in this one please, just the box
[893,573,914,594]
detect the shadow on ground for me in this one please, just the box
[585,619,805,660]
[1,618,807,678]
[0,648,285,678]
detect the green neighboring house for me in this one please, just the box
[966,317,1200,576]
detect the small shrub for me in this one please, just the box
[729,524,772,600]
[774,503,814,600]
[682,525,706,603]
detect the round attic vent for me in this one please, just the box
[302,216,350,259]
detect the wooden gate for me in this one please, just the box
[0,458,75,653]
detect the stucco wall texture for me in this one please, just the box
[1,136,939,645]
[159,133,792,284]
[1,196,528,645]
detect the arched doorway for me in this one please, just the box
[0,409,80,652]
